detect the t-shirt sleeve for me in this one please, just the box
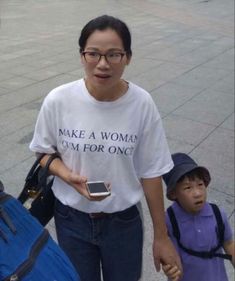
[133,99,173,178]
[29,93,57,154]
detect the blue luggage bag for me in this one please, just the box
[0,183,80,281]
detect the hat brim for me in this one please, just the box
[167,164,210,200]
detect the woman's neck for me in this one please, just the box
[85,79,128,101]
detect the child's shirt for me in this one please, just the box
[166,202,233,281]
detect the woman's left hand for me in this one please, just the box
[153,236,182,280]
[68,173,110,201]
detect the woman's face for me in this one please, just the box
[81,28,131,92]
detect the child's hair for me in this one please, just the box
[177,168,211,187]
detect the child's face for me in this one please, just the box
[171,177,207,214]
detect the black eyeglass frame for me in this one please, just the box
[82,51,126,64]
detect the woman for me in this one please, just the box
[30,15,182,281]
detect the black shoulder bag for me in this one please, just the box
[18,153,61,226]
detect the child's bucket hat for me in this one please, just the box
[163,153,211,200]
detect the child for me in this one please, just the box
[162,153,234,281]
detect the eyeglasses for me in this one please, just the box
[82,51,126,64]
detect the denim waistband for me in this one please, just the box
[56,199,138,220]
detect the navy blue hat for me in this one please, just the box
[163,153,211,200]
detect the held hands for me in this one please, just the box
[67,173,110,201]
[153,236,182,281]
[162,264,182,281]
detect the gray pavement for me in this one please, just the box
[0,0,234,280]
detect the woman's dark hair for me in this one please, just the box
[177,168,211,187]
[78,15,132,57]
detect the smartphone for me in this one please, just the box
[86,181,111,197]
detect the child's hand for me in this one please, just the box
[162,264,181,281]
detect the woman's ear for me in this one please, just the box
[80,53,85,65]
[125,54,132,66]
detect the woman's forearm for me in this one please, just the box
[142,176,168,239]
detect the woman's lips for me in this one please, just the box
[95,74,111,79]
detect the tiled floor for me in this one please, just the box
[0,0,234,280]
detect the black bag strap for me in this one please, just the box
[18,153,61,203]
[37,153,61,189]
[18,154,45,203]
[25,154,45,185]
[167,205,232,260]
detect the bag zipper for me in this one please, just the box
[4,229,49,281]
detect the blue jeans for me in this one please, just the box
[54,200,143,281]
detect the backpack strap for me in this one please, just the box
[210,203,224,244]
[167,205,232,260]
[0,205,17,234]
[3,229,50,281]
[167,206,181,241]
[209,203,232,260]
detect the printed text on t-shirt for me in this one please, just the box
[58,129,138,156]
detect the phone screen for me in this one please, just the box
[87,182,109,194]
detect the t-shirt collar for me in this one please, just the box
[172,201,213,222]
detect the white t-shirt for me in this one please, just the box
[30,79,173,212]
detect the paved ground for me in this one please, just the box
[0,0,234,280]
